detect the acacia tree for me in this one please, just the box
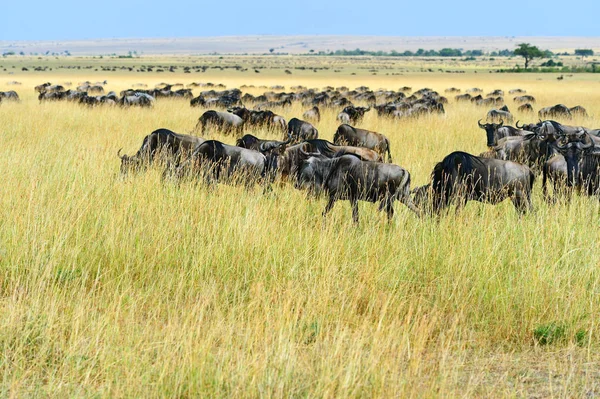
[514,43,544,69]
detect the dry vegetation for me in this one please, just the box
[1,56,600,397]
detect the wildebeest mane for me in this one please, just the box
[305,139,336,157]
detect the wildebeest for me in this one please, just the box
[194,110,244,136]
[175,140,274,187]
[295,154,419,223]
[229,107,287,133]
[550,130,600,197]
[235,134,290,155]
[413,151,534,214]
[287,118,318,143]
[302,106,321,123]
[486,105,514,123]
[0,91,20,102]
[118,128,205,174]
[513,95,536,104]
[518,103,534,113]
[570,105,588,117]
[38,91,67,102]
[333,124,392,162]
[337,106,370,124]
[478,120,528,147]
[119,93,154,107]
[539,104,572,119]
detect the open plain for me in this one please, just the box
[1,55,600,397]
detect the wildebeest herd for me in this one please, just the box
[108,83,600,223]
[4,81,597,223]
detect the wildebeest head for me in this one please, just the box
[294,150,329,194]
[478,119,504,147]
[553,129,594,187]
[118,148,142,174]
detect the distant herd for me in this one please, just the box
[2,80,598,223]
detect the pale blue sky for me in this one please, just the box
[2,0,599,41]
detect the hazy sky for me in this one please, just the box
[2,0,599,41]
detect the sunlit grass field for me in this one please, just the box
[1,62,600,397]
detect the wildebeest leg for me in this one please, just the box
[351,198,360,224]
[322,196,336,217]
[511,192,531,215]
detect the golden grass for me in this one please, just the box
[1,66,600,397]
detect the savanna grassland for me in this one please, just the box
[1,56,600,398]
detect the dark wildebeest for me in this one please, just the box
[455,93,472,102]
[0,91,20,102]
[518,104,534,113]
[175,140,273,188]
[539,104,572,119]
[287,118,318,143]
[486,105,514,123]
[333,124,392,162]
[513,95,536,104]
[412,151,534,215]
[337,106,370,125]
[118,128,205,174]
[120,93,154,107]
[303,139,382,162]
[570,105,589,117]
[235,134,290,154]
[478,120,528,147]
[295,154,419,223]
[302,106,321,123]
[38,91,67,102]
[194,110,244,136]
[551,130,600,198]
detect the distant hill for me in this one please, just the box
[1,36,599,56]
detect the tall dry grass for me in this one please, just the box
[1,70,600,397]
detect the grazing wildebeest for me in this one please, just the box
[295,154,419,223]
[539,104,572,119]
[333,124,392,162]
[194,110,244,136]
[455,93,472,102]
[303,139,382,162]
[287,118,318,143]
[513,95,536,104]
[302,106,321,123]
[38,91,67,102]
[120,93,154,107]
[518,103,534,113]
[551,131,600,197]
[413,151,535,214]
[235,134,290,154]
[0,91,20,102]
[175,140,273,187]
[118,128,205,174]
[478,120,528,147]
[486,105,514,123]
[569,105,588,117]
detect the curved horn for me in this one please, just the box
[117,148,125,160]
[515,120,523,129]
[478,119,485,128]
[577,132,594,150]
[259,142,266,152]
[497,119,504,127]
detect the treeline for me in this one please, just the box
[308,48,516,57]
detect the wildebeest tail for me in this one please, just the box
[385,137,393,163]
[529,169,536,189]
